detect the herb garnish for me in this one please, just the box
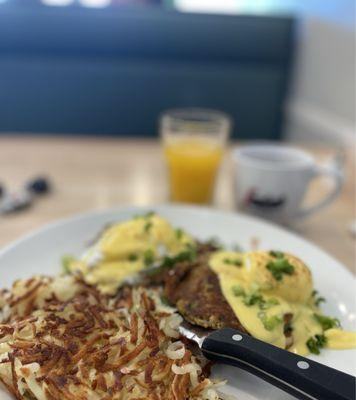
[232,287,280,310]
[243,293,280,309]
[128,254,138,262]
[231,286,281,331]
[62,255,75,274]
[312,290,326,307]
[232,285,245,297]
[175,228,183,240]
[144,221,153,233]
[134,211,155,219]
[306,334,327,355]
[144,245,197,276]
[259,297,280,310]
[269,250,285,259]
[243,292,265,307]
[314,314,340,330]
[161,245,197,269]
[266,257,295,281]
[223,258,242,267]
[143,249,155,267]
[258,312,282,331]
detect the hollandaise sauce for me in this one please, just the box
[209,250,356,356]
[64,213,194,294]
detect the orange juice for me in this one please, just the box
[164,137,224,203]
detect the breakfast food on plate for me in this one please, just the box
[1,212,355,400]
[0,276,223,400]
[156,248,356,355]
[208,250,354,355]
[63,212,195,295]
[158,251,248,333]
[64,212,356,357]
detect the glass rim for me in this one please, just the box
[160,107,231,124]
[160,108,232,137]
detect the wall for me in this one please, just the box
[283,0,355,145]
[175,0,356,145]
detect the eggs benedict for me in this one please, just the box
[64,212,195,294]
[209,250,356,355]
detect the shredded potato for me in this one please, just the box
[0,276,223,400]
[166,341,186,360]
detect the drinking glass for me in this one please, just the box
[160,108,231,204]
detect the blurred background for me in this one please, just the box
[0,0,355,268]
[0,0,354,143]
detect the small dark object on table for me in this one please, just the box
[26,177,51,195]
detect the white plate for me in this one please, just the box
[0,205,355,400]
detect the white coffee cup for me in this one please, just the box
[232,144,344,224]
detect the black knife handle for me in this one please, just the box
[202,328,356,400]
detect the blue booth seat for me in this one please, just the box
[0,4,295,138]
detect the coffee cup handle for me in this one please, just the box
[296,163,344,219]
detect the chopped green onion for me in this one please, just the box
[223,258,242,267]
[175,228,184,240]
[315,297,326,306]
[266,258,295,281]
[243,292,264,307]
[258,312,282,331]
[62,255,75,274]
[259,297,280,310]
[306,334,327,355]
[144,221,153,233]
[314,314,341,330]
[269,250,285,259]
[239,289,279,310]
[143,249,155,267]
[312,290,326,307]
[162,246,197,268]
[128,254,138,262]
[144,245,197,276]
[232,285,245,297]
[266,297,280,305]
[134,211,155,219]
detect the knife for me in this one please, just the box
[179,320,356,400]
